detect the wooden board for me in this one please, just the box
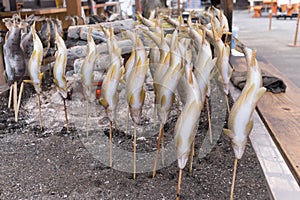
[230,55,300,184]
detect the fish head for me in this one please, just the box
[129,108,142,125]
[231,139,247,159]
[177,152,189,169]
[106,109,116,123]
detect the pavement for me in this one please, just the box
[232,10,300,88]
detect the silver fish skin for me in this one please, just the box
[174,66,202,169]
[100,27,124,122]
[80,28,98,100]
[28,23,43,94]
[53,30,68,99]
[3,20,26,85]
[224,43,266,159]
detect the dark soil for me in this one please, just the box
[0,71,271,199]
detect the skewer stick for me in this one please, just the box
[189,140,195,173]
[8,85,13,109]
[126,105,129,135]
[16,82,24,121]
[86,100,89,137]
[153,104,157,129]
[206,97,212,144]
[152,123,163,178]
[109,121,113,168]
[63,98,69,132]
[133,122,137,179]
[225,95,230,114]
[37,93,43,129]
[161,127,165,167]
[230,158,238,200]
[176,168,183,200]
[14,82,17,121]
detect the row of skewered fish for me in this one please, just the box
[1,7,266,200]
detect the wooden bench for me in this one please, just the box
[252,5,263,18]
[230,55,300,185]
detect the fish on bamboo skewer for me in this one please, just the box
[99,26,124,168]
[224,39,266,200]
[53,29,69,132]
[3,15,27,122]
[199,20,233,113]
[22,22,44,129]
[186,25,217,145]
[124,29,149,179]
[152,29,185,177]
[80,28,98,137]
[174,65,202,200]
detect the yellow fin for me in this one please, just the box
[246,120,254,136]
[188,67,193,84]
[223,128,234,139]
[254,87,266,104]
[140,88,146,103]
[109,64,117,79]
[161,95,166,106]
[100,98,108,108]
[129,93,134,105]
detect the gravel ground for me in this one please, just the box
[0,71,272,200]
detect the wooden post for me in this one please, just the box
[178,0,181,16]
[288,7,300,47]
[66,0,82,16]
[220,0,233,32]
[268,0,273,30]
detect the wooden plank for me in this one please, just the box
[66,0,81,16]
[230,83,300,200]
[230,55,300,184]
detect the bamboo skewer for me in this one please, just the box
[37,93,43,129]
[86,100,89,137]
[109,121,113,168]
[152,123,163,178]
[225,95,230,114]
[8,85,13,109]
[133,122,137,180]
[126,106,129,135]
[189,140,195,173]
[176,168,183,200]
[63,98,69,132]
[14,81,17,121]
[161,127,165,167]
[206,97,213,144]
[230,158,238,200]
[16,82,24,121]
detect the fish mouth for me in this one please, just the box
[129,108,143,125]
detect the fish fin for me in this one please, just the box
[129,93,134,105]
[163,51,171,64]
[120,78,126,85]
[223,128,234,139]
[23,80,33,84]
[99,98,108,108]
[241,84,255,103]
[229,67,235,79]
[39,73,44,81]
[140,88,146,103]
[246,120,254,136]
[109,64,117,79]
[254,87,266,104]
[161,95,166,107]
[188,66,193,84]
